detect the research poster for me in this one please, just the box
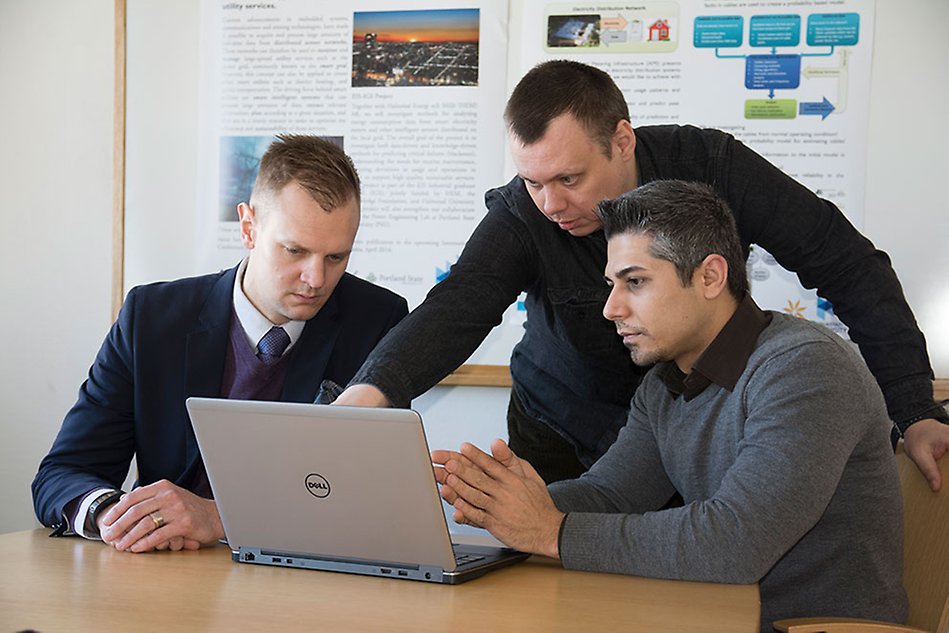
[198,0,873,366]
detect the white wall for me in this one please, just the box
[865,0,949,376]
[1,0,946,535]
[0,0,115,533]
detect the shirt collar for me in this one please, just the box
[660,294,772,400]
[232,259,305,354]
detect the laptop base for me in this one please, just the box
[234,544,529,585]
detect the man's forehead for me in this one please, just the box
[605,232,659,275]
[511,144,584,184]
[509,114,596,153]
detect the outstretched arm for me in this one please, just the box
[718,134,947,487]
[344,203,536,407]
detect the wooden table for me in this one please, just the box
[0,530,759,632]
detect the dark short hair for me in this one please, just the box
[251,134,360,211]
[504,60,629,157]
[596,180,749,299]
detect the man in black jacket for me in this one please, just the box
[336,60,948,489]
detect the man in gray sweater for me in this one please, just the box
[433,180,908,631]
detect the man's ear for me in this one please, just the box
[699,254,729,300]
[613,119,637,161]
[237,202,256,249]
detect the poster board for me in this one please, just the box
[117,0,883,387]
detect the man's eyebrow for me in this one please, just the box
[608,264,646,280]
[518,169,582,183]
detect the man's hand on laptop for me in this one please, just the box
[331,383,391,407]
[432,439,563,560]
[98,480,225,553]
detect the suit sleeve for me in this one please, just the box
[31,289,140,527]
[719,134,940,430]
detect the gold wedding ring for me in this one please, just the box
[149,510,165,530]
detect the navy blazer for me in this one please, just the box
[32,266,408,528]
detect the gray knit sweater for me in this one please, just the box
[549,313,907,631]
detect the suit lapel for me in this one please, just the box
[282,291,343,402]
[182,267,238,473]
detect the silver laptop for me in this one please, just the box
[186,397,529,584]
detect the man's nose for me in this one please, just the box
[301,258,325,289]
[542,186,567,217]
[603,285,627,321]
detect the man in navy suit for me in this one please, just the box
[32,135,408,553]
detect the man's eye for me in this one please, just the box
[627,277,644,288]
[327,254,345,263]
[524,179,541,189]
[561,175,577,186]
[284,247,301,255]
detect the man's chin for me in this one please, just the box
[283,302,325,322]
[566,224,598,238]
[627,346,660,367]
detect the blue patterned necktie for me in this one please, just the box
[256,326,290,365]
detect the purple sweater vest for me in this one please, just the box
[219,311,292,401]
[191,311,294,498]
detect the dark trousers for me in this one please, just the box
[506,390,587,484]
[507,390,684,508]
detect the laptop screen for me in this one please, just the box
[187,398,461,571]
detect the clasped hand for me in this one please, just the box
[432,439,564,559]
[98,480,225,553]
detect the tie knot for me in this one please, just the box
[257,326,290,365]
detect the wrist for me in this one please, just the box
[335,383,392,407]
[86,490,123,537]
[210,500,226,541]
[899,405,949,436]
[547,511,567,559]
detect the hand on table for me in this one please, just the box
[98,480,224,553]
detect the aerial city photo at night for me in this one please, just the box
[352,8,480,87]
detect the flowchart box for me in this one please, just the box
[807,13,859,46]
[745,99,797,119]
[693,15,743,47]
[745,54,801,90]
[750,14,801,47]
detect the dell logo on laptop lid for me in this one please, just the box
[305,473,331,498]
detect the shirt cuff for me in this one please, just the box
[73,487,119,540]
[897,402,949,435]
[557,512,569,559]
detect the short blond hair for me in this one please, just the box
[251,135,360,211]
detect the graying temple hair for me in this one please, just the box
[595,180,749,298]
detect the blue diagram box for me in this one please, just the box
[693,16,743,47]
[750,14,801,47]
[806,13,859,46]
[744,55,802,89]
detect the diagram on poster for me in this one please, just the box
[694,13,858,121]
[543,2,679,53]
